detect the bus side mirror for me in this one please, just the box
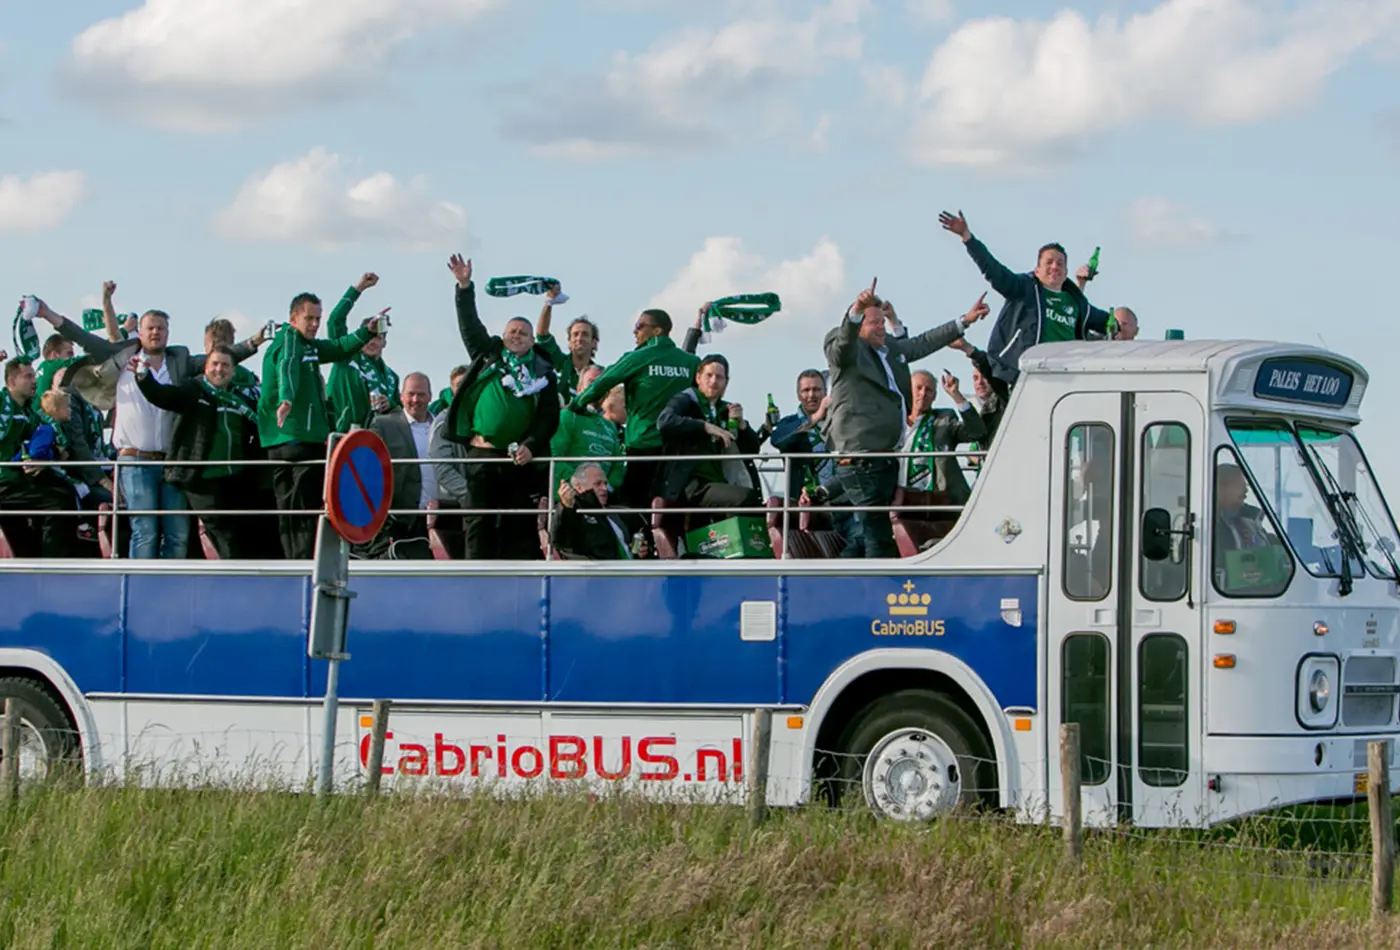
[1142,508,1172,562]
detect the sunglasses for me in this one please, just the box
[634,320,656,332]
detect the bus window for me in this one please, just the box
[1063,424,1115,601]
[1140,423,1189,601]
[1061,633,1111,785]
[1139,633,1188,788]
[1212,447,1294,598]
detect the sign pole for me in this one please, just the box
[308,428,394,800]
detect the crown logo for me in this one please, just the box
[887,580,930,616]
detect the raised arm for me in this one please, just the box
[135,369,197,413]
[100,281,123,343]
[938,210,1025,300]
[313,326,376,364]
[327,273,377,338]
[895,293,989,364]
[570,352,635,412]
[682,306,703,355]
[447,254,492,360]
[37,300,124,361]
[940,373,987,445]
[824,287,878,370]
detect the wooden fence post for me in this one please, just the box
[365,700,392,798]
[1369,740,1394,918]
[748,709,772,830]
[1060,723,1082,864]
[2,699,21,801]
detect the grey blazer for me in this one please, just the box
[822,312,967,454]
[428,413,470,506]
[56,318,257,412]
[370,411,424,514]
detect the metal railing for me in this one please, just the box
[0,446,988,561]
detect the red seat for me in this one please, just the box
[198,519,219,559]
[0,528,13,559]
[650,498,683,559]
[890,487,956,557]
[425,499,451,560]
[764,496,787,560]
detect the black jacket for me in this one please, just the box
[553,494,655,560]
[655,387,761,502]
[963,237,1111,387]
[135,375,261,489]
[443,281,560,455]
[965,346,1009,445]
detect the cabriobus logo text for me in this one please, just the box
[872,580,946,636]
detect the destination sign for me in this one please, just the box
[1253,358,1354,408]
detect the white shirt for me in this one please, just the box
[407,411,435,509]
[112,357,175,453]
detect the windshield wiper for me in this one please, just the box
[1342,488,1400,584]
[1300,443,1368,596]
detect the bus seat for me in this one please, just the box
[764,496,786,560]
[198,520,219,559]
[891,487,954,557]
[97,503,114,558]
[425,499,451,561]
[0,527,12,558]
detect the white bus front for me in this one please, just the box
[1040,344,1400,828]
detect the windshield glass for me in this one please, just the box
[1295,426,1400,581]
[1225,419,1363,580]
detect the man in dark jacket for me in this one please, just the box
[655,354,761,510]
[551,462,655,560]
[443,254,561,560]
[823,288,988,559]
[135,345,272,559]
[938,210,1112,387]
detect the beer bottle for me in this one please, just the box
[765,393,780,429]
[1086,246,1101,279]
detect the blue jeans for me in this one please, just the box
[834,457,898,559]
[119,465,190,559]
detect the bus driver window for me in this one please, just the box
[1212,450,1291,597]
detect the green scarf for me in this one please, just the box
[349,353,399,400]
[905,414,937,489]
[486,276,559,298]
[499,350,548,398]
[12,300,39,363]
[700,292,782,342]
[201,378,258,421]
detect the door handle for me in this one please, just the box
[1092,609,1116,626]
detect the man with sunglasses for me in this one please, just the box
[570,308,700,509]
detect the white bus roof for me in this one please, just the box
[1020,340,1369,422]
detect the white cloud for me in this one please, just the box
[1128,197,1229,248]
[501,0,867,156]
[0,171,88,233]
[808,114,833,152]
[62,0,499,131]
[908,0,1400,170]
[214,148,467,251]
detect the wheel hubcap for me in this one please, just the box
[862,728,961,821]
[4,718,52,785]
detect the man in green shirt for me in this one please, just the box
[571,308,700,509]
[534,287,602,397]
[938,209,1111,387]
[550,365,625,495]
[0,359,78,557]
[442,254,561,560]
[203,318,265,404]
[324,273,403,431]
[258,288,380,559]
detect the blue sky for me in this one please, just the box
[3,0,1399,484]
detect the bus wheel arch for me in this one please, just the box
[0,651,98,779]
[0,672,83,783]
[806,652,1015,815]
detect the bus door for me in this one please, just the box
[1047,391,1205,827]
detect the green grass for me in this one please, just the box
[0,786,1394,949]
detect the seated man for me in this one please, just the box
[1213,461,1289,593]
[655,354,761,511]
[551,462,655,560]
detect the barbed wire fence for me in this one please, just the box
[2,699,1397,920]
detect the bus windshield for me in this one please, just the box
[1295,426,1400,582]
[1225,419,1365,583]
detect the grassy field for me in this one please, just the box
[0,786,1394,949]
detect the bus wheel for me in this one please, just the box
[840,690,994,821]
[0,678,80,785]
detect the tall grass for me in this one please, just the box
[0,786,1393,949]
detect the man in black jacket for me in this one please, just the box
[134,345,272,559]
[552,462,655,560]
[938,209,1112,388]
[656,354,761,510]
[442,254,561,560]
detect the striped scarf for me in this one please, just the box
[348,353,399,401]
[12,297,40,362]
[904,414,937,489]
[699,293,781,342]
[486,276,559,298]
[498,350,549,398]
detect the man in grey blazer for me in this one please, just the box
[369,372,434,556]
[823,287,989,558]
[33,298,262,559]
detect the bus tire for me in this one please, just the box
[0,677,81,785]
[837,689,995,821]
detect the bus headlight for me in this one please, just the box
[1297,655,1340,729]
[1309,669,1331,714]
